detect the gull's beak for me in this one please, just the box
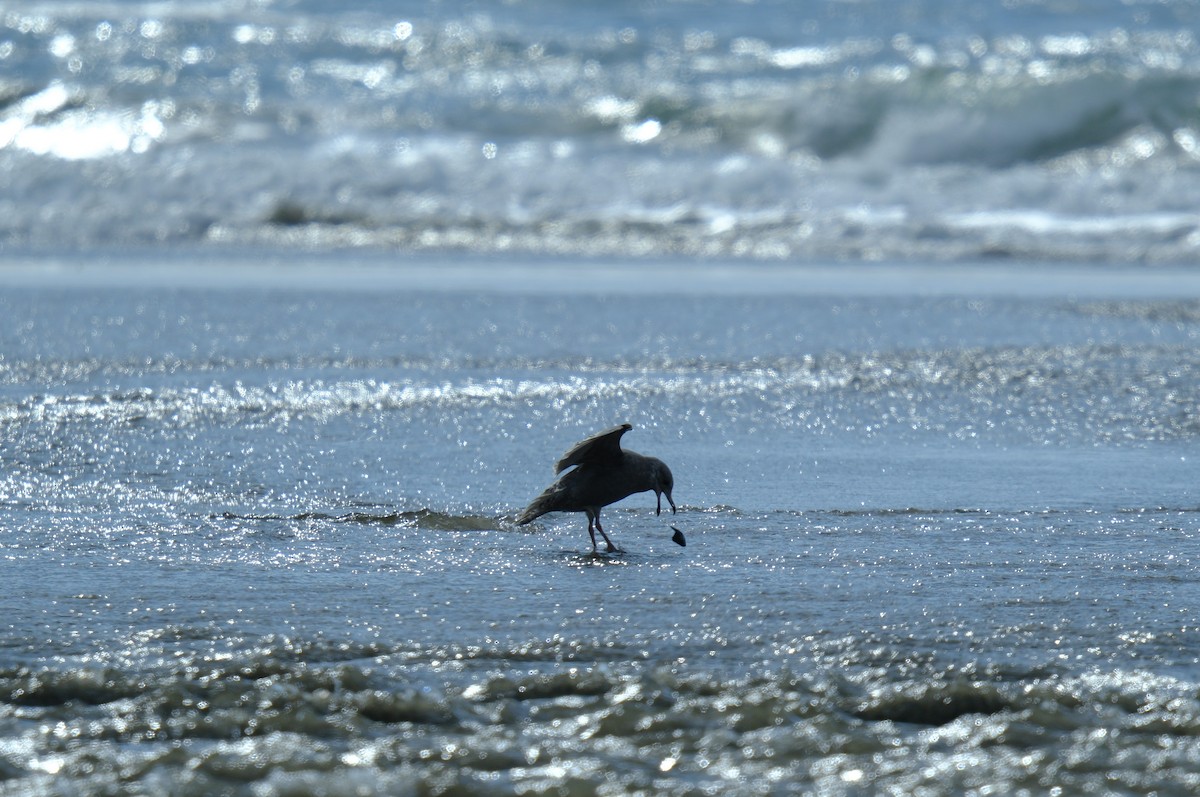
[656,489,676,516]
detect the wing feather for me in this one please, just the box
[553,423,631,474]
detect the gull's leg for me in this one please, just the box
[594,511,621,553]
[586,510,599,552]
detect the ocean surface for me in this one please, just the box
[6,0,1200,795]
[1,258,1200,796]
[3,0,1200,261]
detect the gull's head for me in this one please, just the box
[651,458,676,516]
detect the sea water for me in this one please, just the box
[3,0,1200,261]
[3,258,1200,795]
[7,0,1200,793]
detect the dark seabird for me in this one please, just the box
[516,423,684,552]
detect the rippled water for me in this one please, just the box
[2,259,1200,795]
[5,0,1200,260]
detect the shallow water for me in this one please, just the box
[3,258,1200,795]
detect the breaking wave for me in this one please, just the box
[4,1,1200,260]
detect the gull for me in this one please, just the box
[516,423,684,552]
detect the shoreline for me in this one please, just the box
[1,249,1199,299]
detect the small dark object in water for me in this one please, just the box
[671,527,686,547]
[516,423,677,553]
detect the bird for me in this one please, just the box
[516,423,685,552]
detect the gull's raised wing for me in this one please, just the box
[553,423,632,474]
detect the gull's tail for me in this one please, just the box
[515,484,562,525]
